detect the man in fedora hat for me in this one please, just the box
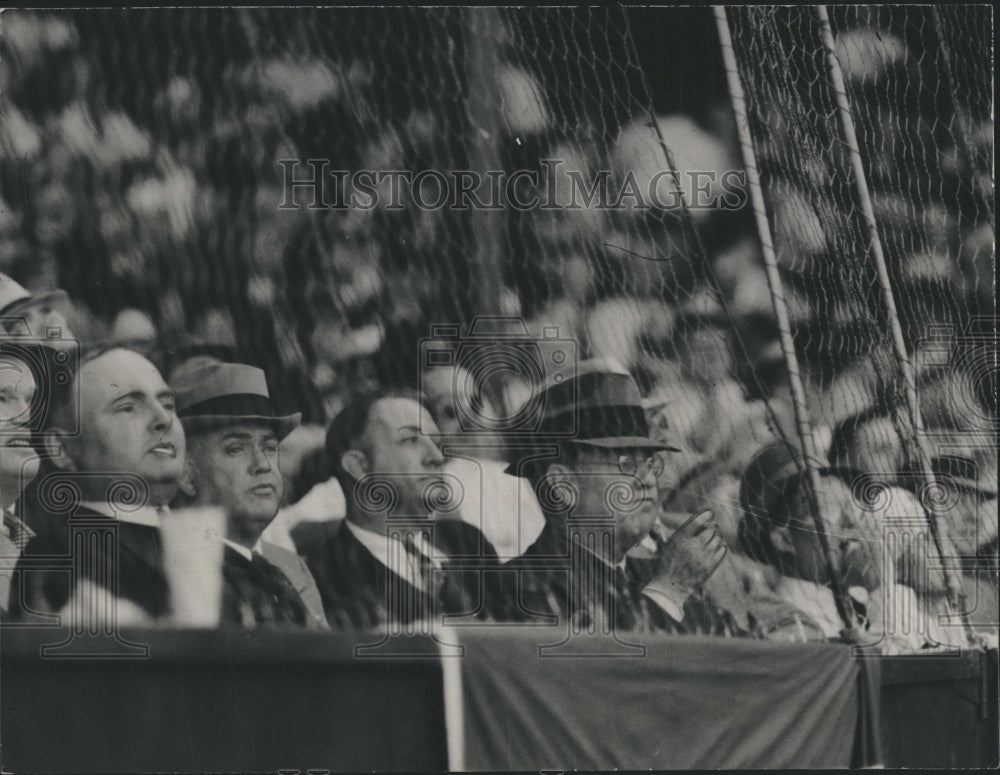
[0,272,73,339]
[174,361,325,629]
[501,359,743,635]
[297,387,501,629]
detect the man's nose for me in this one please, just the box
[150,401,174,430]
[251,446,274,473]
[423,438,446,468]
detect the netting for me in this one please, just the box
[0,7,994,644]
[723,5,995,643]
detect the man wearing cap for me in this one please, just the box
[9,346,183,621]
[501,360,743,635]
[173,361,324,629]
[737,440,939,651]
[297,388,501,629]
[0,272,73,339]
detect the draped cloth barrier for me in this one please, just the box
[3,628,996,771]
[452,629,881,770]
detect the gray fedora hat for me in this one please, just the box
[505,360,679,476]
[174,361,301,440]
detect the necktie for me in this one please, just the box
[247,551,308,626]
[402,531,443,598]
[2,510,31,552]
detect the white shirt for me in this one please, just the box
[344,520,442,592]
[445,456,546,561]
[222,538,264,561]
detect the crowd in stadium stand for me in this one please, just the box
[1,274,996,652]
[0,10,995,650]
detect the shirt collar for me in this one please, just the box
[80,500,165,528]
[344,520,441,591]
[223,537,263,561]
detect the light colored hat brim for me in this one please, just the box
[180,412,302,441]
[1,289,69,315]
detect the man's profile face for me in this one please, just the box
[187,422,282,544]
[0,354,39,499]
[357,397,446,515]
[557,444,660,560]
[64,349,185,489]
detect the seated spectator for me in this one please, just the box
[501,360,746,636]
[0,346,42,614]
[9,346,183,621]
[0,273,73,339]
[296,388,501,629]
[738,440,934,652]
[173,361,325,629]
[899,452,998,642]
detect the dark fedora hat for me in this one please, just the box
[505,359,679,475]
[174,362,300,440]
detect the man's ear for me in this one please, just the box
[41,429,76,472]
[769,525,796,556]
[340,450,370,482]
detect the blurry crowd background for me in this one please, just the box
[0,7,995,626]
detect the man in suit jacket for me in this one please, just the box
[297,388,500,630]
[173,361,324,629]
[8,346,184,621]
[0,345,41,615]
[500,360,745,637]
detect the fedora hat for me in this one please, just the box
[0,273,69,318]
[174,361,300,440]
[505,360,679,476]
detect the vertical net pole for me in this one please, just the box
[714,6,859,637]
[814,5,973,643]
[462,7,509,414]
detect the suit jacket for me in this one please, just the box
[501,521,746,636]
[298,517,501,629]
[220,546,311,629]
[259,541,329,629]
[7,506,170,622]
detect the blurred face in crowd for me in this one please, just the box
[547,443,662,562]
[346,397,447,517]
[0,354,39,509]
[421,365,501,437]
[58,349,185,505]
[185,422,282,547]
[776,475,882,591]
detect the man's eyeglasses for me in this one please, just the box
[616,453,666,479]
